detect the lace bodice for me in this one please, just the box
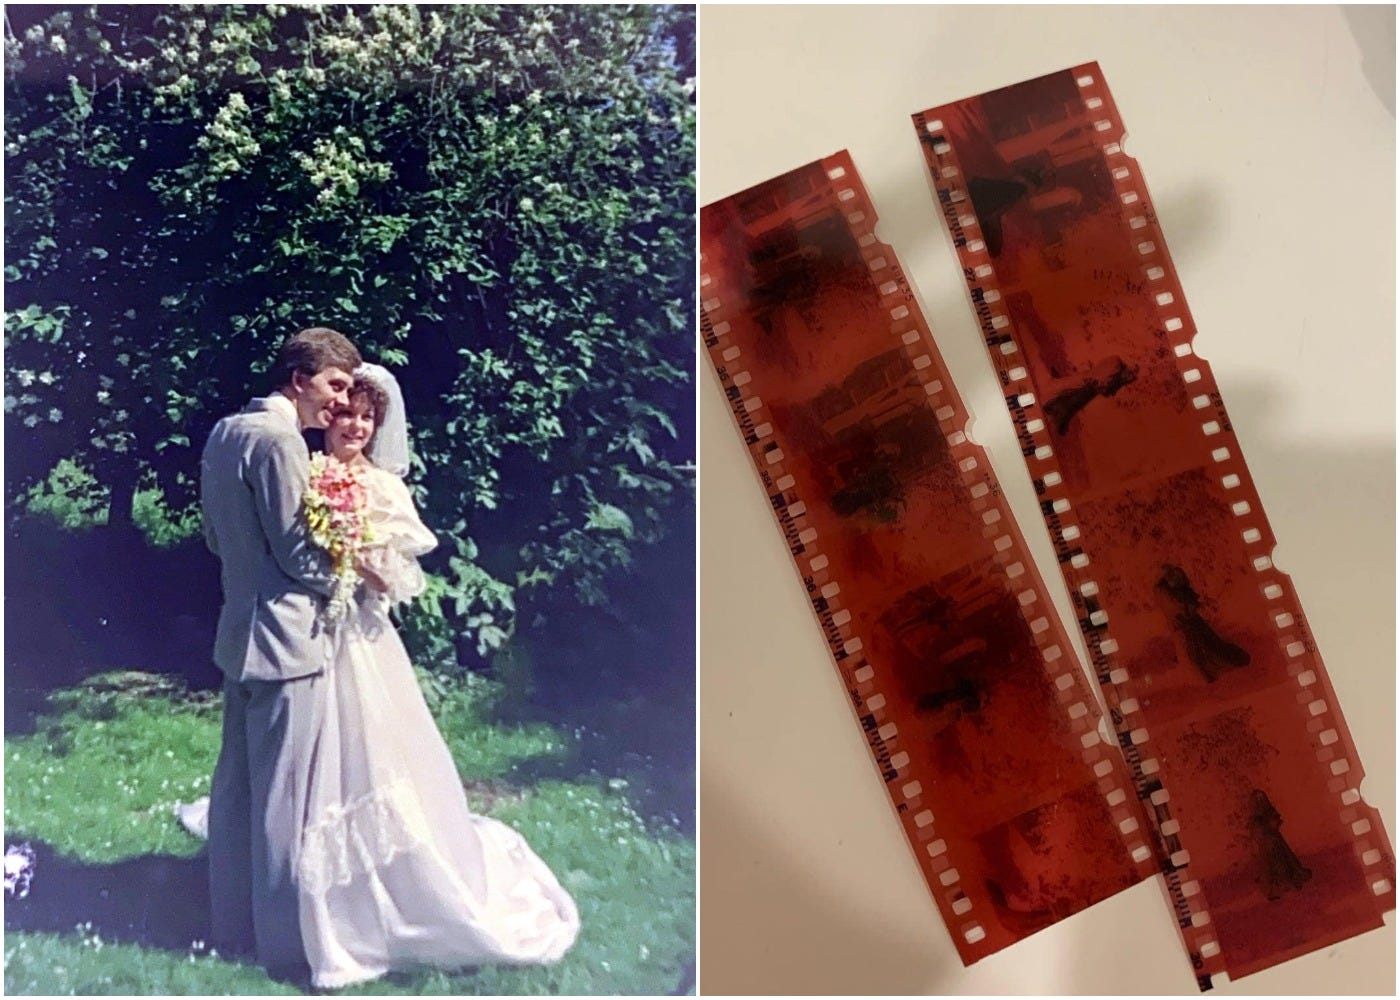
[358,464,438,607]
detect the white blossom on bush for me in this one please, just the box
[292,129,393,208]
[196,91,261,177]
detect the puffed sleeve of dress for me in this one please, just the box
[360,467,438,607]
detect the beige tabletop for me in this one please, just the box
[698,5,1396,995]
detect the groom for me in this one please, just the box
[200,326,373,974]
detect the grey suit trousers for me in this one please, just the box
[208,673,326,970]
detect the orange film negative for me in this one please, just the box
[699,152,1161,964]
[915,63,1395,988]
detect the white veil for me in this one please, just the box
[355,362,411,477]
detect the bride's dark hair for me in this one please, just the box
[348,377,391,431]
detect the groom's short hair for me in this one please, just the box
[274,327,362,389]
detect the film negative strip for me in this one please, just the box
[914,63,1395,988]
[700,151,1161,965]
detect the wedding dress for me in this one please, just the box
[181,463,580,988]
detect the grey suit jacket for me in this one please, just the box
[200,396,338,682]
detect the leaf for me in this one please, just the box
[629,400,677,437]
[475,623,509,657]
[585,502,634,539]
[68,77,92,120]
[515,566,556,589]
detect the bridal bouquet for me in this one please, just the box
[304,454,374,622]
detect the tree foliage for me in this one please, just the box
[4,4,696,662]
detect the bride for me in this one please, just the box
[181,363,580,988]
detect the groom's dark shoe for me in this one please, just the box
[264,959,314,990]
[208,933,256,960]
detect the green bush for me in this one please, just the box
[21,457,203,547]
[4,4,696,661]
[22,458,109,531]
[130,471,202,548]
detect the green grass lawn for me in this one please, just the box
[3,671,695,995]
